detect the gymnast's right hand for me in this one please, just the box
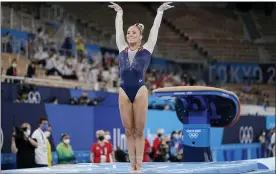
[108,2,123,13]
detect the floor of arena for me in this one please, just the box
[2,158,275,174]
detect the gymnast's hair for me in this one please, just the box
[135,23,144,34]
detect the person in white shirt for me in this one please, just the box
[31,117,49,167]
[33,46,49,67]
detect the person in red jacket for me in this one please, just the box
[152,129,163,160]
[143,138,151,162]
[90,130,113,163]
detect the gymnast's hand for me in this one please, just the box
[157,2,174,13]
[108,2,123,13]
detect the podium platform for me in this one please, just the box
[2,158,275,174]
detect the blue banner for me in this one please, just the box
[222,116,266,144]
[209,63,276,84]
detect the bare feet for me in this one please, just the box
[130,163,137,172]
[136,162,142,171]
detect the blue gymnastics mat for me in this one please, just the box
[2,158,275,173]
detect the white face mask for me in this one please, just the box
[44,131,51,138]
[63,139,70,144]
[12,63,17,68]
[105,135,111,140]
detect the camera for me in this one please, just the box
[13,126,27,139]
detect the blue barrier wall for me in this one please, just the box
[1,102,273,169]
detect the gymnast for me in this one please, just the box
[108,2,174,171]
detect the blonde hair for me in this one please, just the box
[21,123,31,129]
[134,23,144,34]
[96,130,105,138]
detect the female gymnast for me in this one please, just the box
[108,2,173,171]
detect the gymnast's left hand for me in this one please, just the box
[108,2,123,13]
[157,2,174,13]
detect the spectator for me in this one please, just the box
[90,130,113,163]
[271,129,275,157]
[143,138,151,162]
[44,124,52,166]
[104,130,115,162]
[169,131,181,162]
[152,129,163,160]
[75,33,85,59]
[56,133,76,164]
[6,59,17,76]
[61,61,78,80]
[31,117,49,167]
[115,146,127,162]
[33,46,49,67]
[78,92,90,105]
[26,61,36,78]
[11,123,38,169]
[154,136,170,162]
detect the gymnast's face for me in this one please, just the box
[126,26,142,45]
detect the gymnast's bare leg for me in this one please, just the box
[133,86,148,171]
[118,88,136,171]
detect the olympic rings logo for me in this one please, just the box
[188,133,199,139]
[186,129,201,139]
[239,126,254,144]
[26,91,41,104]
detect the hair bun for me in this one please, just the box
[136,23,144,33]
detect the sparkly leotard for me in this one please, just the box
[115,11,163,103]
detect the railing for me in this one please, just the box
[1,75,96,90]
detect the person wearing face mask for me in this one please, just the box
[11,123,38,169]
[44,124,52,166]
[104,130,116,162]
[6,59,17,77]
[56,133,76,164]
[31,117,49,167]
[152,129,163,160]
[169,131,180,162]
[90,130,113,163]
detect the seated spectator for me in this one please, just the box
[61,61,78,80]
[26,62,36,78]
[90,130,113,163]
[56,133,76,164]
[6,59,17,76]
[33,46,49,67]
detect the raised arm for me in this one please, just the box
[143,2,174,54]
[109,2,128,52]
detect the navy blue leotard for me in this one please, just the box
[115,10,163,103]
[118,47,151,103]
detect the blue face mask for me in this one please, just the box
[41,124,48,131]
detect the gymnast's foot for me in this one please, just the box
[135,162,142,172]
[130,163,137,172]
